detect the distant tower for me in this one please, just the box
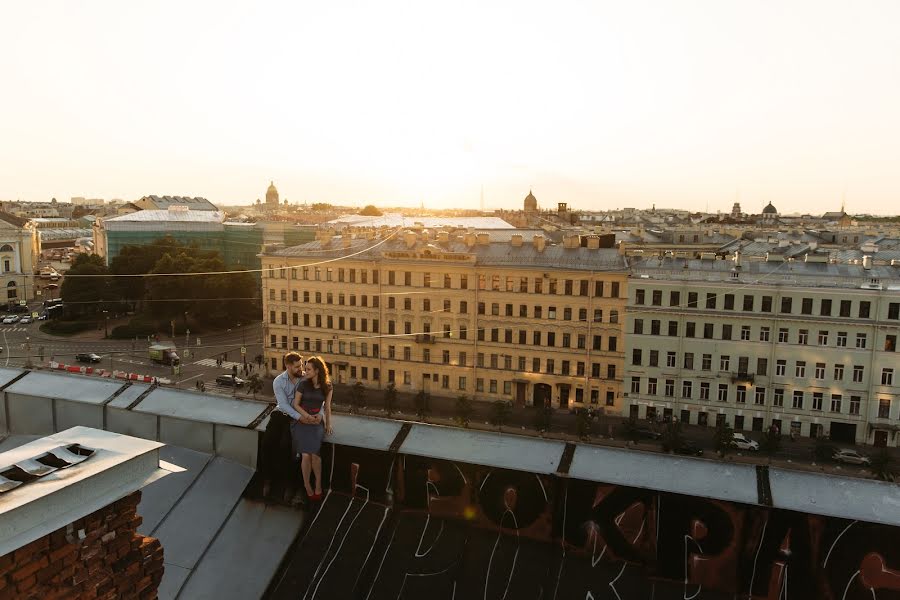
[731,202,742,218]
[523,189,538,214]
[761,201,778,223]
[265,181,279,210]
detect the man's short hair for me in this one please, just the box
[283,352,303,366]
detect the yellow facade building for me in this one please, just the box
[261,229,628,412]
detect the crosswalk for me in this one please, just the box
[193,358,247,371]
[0,327,31,333]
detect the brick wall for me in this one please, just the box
[0,491,164,600]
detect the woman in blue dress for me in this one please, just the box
[291,356,333,501]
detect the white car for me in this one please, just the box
[832,449,871,466]
[2,315,19,324]
[730,433,759,451]
[19,316,32,324]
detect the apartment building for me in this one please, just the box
[625,254,900,447]
[261,230,628,411]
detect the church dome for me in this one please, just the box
[265,181,279,205]
[762,202,777,215]
[524,190,537,212]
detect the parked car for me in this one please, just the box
[672,441,704,456]
[216,374,245,387]
[2,315,20,324]
[9,305,28,313]
[18,316,32,324]
[75,353,102,363]
[832,449,871,466]
[635,427,662,440]
[730,433,760,451]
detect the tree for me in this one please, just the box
[533,406,552,433]
[246,374,262,399]
[310,203,334,212]
[813,437,836,463]
[414,391,430,422]
[490,401,510,432]
[661,420,686,453]
[454,395,473,427]
[349,381,366,414]
[60,254,111,316]
[620,417,641,443]
[383,382,398,416]
[760,426,782,460]
[575,409,592,440]
[359,205,383,216]
[712,422,735,456]
[869,449,895,482]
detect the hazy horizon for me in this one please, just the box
[3,1,899,215]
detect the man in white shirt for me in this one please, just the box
[261,352,315,502]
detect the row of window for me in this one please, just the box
[630,349,893,384]
[267,334,619,377]
[266,265,623,298]
[634,289,900,320]
[629,377,883,414]
[632,319,896,351]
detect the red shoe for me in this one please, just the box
[309,492,323,501]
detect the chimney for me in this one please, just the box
[0,427,172,599]
[563,234,580,248]
[464,232,476,247]
[511,234,523,247]
[404,231,417,249]
[342,235,352,249]
[863,255,872,270]
[586,236,600,249]
[477,233,490,245]
[733,250,742,268]
[533,234,546,253]
[438,231,449,243]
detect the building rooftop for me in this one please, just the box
[326,214,516,229]
[137,195,218,211]
[269,236,627,271]
[105,209,226,224]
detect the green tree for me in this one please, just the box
[349,381,366,414]
[359,205,383,216]
[661,420,686,453]
[575,409,593,439]
[60,254,111,316]
[712,422,735,456]
[490,401,510,432]
[414,391,430,422]
[869,449,895,482]
[383,382,398,416]
[310,203,334,212]
[246,373,262,399]
[454,395,473,427]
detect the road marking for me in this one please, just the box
[176,373,204,384]
[194,358,243,370]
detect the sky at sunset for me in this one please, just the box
[2,1,899,214]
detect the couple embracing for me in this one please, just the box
[261,352,333,504]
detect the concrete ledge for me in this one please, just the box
[0,426,170,556]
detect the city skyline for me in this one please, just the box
[3,1,900,214]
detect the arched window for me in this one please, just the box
[6,281,16,300]
[0,244,12,252]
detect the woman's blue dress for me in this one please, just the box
[290,380,329,457]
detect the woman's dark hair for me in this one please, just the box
[306,356,331,389]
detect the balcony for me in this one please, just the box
[415,334,436,344]
[730,372,754,384]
